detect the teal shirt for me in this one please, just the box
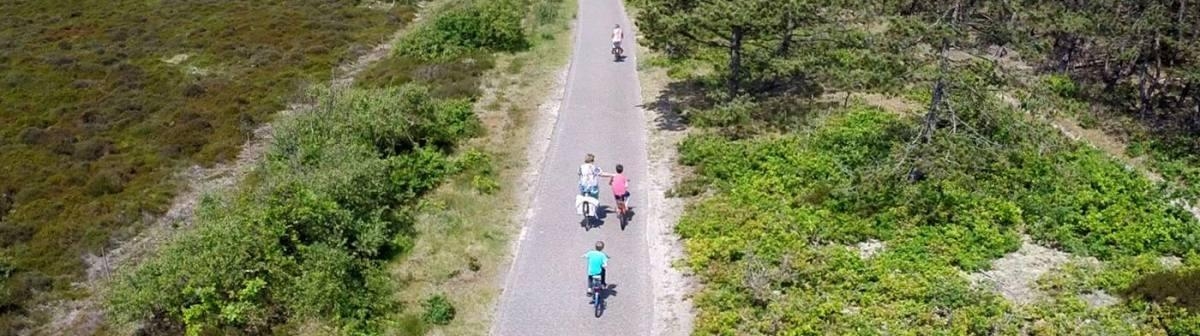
[585,250,608,276]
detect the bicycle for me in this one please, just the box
[611,44,623,62]
[581,199,593,230]
[615,192,630,230]
[589,274,605,317]
[579,187,599,230]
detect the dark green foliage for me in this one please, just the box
[397,0,530,61]
[0,0,415,327]
[915,0,1200,213]
[109,86,477,334]
[1124,268,1200,311]
[421,294,456,325]
[636,0,913,98]
[686,96,754,129]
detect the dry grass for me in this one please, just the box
[379,0,577,334]
[819,92,924,116]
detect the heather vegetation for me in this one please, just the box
[635,0,1200,334]
[107,0,568,333]
[0,0,416,331]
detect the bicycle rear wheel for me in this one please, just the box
[581,202,590,229]
[593,286,603,317]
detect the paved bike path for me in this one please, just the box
[492,0,651,334]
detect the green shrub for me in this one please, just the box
[421,294,456,325]
[675,103,1200,334]
[109,85,477,333]
[452,149,501,194]
[355,52,496,99]
[397,0,530,61]
[1014,146,1200,258]
[687,96,754,128]
[533,1,561,26]
[1043,73,1079,98]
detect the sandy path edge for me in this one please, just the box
[627,2,696,332]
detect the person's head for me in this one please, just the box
[595,240,605,251]
[585,153,595,163]
[615,164,624,173]
[614,24,620,29]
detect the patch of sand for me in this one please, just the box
[968,239,1070,306]
[856,239,885,260]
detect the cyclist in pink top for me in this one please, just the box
[609,164,630,220]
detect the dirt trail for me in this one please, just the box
[37,4,430,335]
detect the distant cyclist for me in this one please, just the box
[609,164,630,218]
[583,241,609,294]
[611,24,624,58]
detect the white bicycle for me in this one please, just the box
[577,187,600,230]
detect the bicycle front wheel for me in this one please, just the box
[593,290,603,317]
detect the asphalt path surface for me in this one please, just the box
[492,0,651,335]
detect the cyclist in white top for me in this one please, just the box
[611,24,624,57]
[579,153,612,198]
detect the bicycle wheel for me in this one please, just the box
[593,287,603,317]
[582,201,593,230]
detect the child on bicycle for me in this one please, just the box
[609,164,630,218]
[583,241,609,295]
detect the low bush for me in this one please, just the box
[676,104,1200,334]
[396,0,530,61]
[355,53,496,99]
[1043,73,1079,98]
[421,294,456,326]
[109,85,478,334]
